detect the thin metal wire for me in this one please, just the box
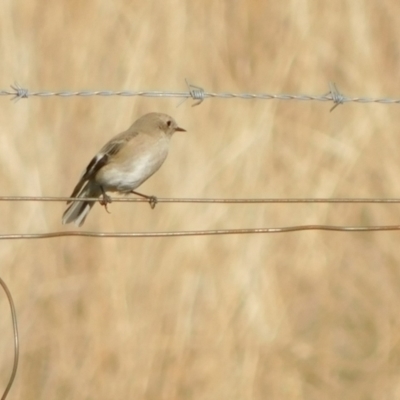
[0,278,19,400]
[2,81,400,109]
[1,196,400,204]
[0,225,399,240]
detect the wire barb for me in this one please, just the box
[10,83,29,102]
[328,82,345,111]
[185,79,206,106]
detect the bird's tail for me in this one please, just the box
[62,183,101,227]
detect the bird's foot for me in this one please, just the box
[131,190,158,209]
[99,192,112,214]
[148,196,158,209]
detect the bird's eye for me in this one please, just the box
[167,120,172,127]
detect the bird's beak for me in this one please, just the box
[175,126,186,132]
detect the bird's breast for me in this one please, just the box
[95,137,170,192]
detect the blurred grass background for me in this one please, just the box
[1,1,400,399]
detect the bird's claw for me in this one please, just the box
[130,190,157,209]
[148,196,158,209]
[99,193,112,214]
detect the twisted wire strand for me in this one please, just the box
[2,81,400,109]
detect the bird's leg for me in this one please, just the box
[131,190,158,209]
[99,186,112,214]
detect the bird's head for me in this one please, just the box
[137,112,186,137]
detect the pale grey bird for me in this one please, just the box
[62,112,186,227]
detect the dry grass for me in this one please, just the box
[1,1,400,399]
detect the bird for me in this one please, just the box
[62,112,186,227]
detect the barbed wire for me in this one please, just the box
[1,225,400,240]
[2,81,400,110]
[0,277,19,400]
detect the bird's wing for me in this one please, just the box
[67,130,139,202]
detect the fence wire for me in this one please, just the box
[1,80,400,239]
[2,81,400,110]
[1,195,400,204]
[0,225,399,240]
[0,277,19,400]
[0,196,399,239]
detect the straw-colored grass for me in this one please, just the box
[1,1,400,399]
